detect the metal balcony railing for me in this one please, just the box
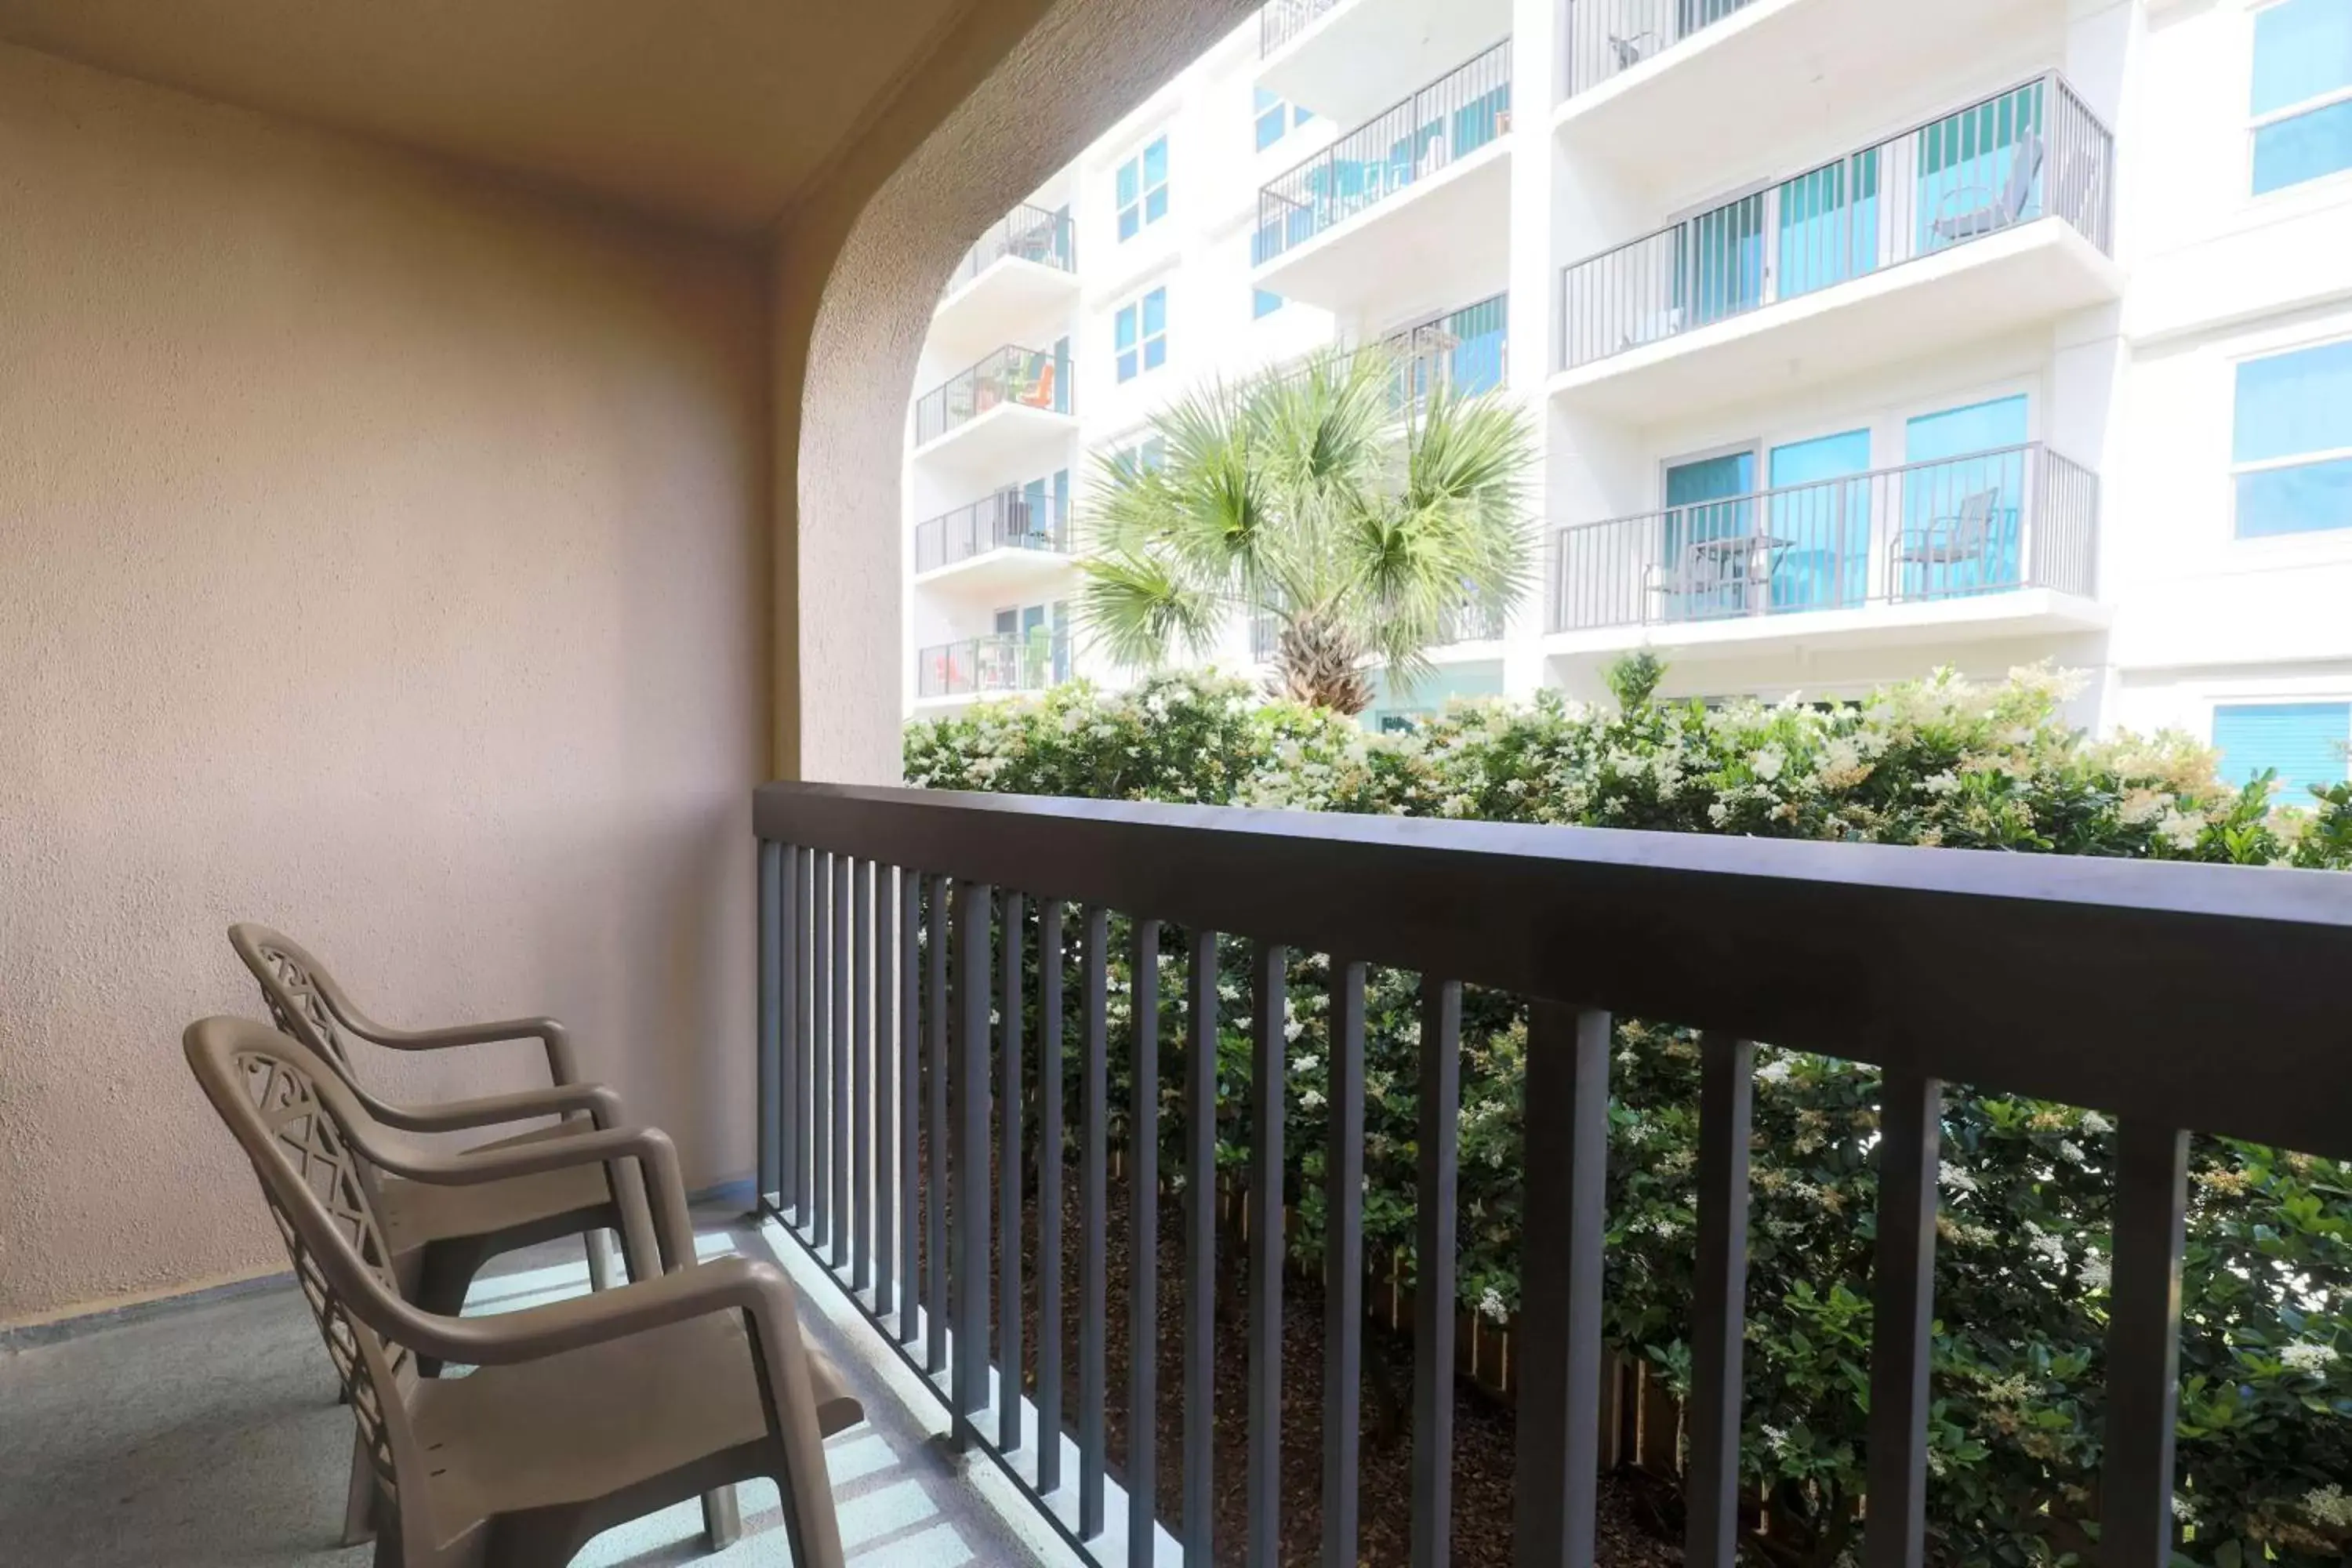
[1438,598,1509,642]
[752,782,2352,1568]
[1383,292,1510,401]
[1548,441,2097,633]
[1255,42,1512,267]
[913,494,1071,575]
[1563,0,1759,97]
[914,345,1073,447]
[942,203,1075,298]
[1560,74,2114,372]
[1260,0,1345,54]
[914,632,1071,700]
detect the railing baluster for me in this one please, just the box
[1247,944,1286,1568]
[853,858,873,1289]
[797,846,815,1229]
[2100,1121,2190,1568]
[873,864,896,1314]
[812,850,833,1250]
[999,892,1025,1454]
[1037,899,1068,1496]
[926,873,950,1375]
[952,879,993,1447]
[1412,977,1461,1568]
[1686,1034,1755,1568]
[1183,929,1218,1566]
[1322,958,1367,1568]
[1514,1004,1610,1566]
[898,868,921,1343]
[833,854,852,1270]
[759,840,786,1214]
[1128,918,1163,1568]
[1864,1070,1943,1568]
[1080,906,1110,1539]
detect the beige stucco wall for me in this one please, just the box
[0,44,771,1324]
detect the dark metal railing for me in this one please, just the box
[1564,0,1759,97]
[1383,292,1510,401]
[1261,0,1344,54]
[1256,42,1512,267]
[915,633,1071,700]
[755,781,2352,1568]
[913,494,1072,575]
[1548,441,2096,633]
[943,204,1076,297]
[914,345,1074,446]
[1560,74,2113,371]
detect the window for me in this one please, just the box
[1254,89,1312,153]
[2233,338,2352,536]
[1114,287,1167,383]
[2213,701,2352,798]
[1116,136,1170,241]
[2252,0,2352,194]
[1252,288,1285,319]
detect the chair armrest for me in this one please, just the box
[365,1124,696,1275]
[374,1081,622,1136]
[340,1011,582,1089]
[390,1254,786,1367]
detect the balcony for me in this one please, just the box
[931,204,1078,365]
[911,344,1076,475]
[1383,291,1510,401]
[912,492,1074,590]
[1551,75,2120,421]
[914,631,1072,703]
[1253,43,1513,323]
[751,781,2352,1568]
[1556,0,2069,183]
[1546,441,2103,655]
[1258,0,1513,131]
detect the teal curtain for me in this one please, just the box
[1901,396,2029,597]
[1777,151,1880,299]
[1662,451,1756,619]
[1675,194,1766,328]
[1767,429,1873,611]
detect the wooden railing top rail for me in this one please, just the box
[756,780,2352,1161]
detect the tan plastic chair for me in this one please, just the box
[186,1014,857,1568]
[229,924,659,1332]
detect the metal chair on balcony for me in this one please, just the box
[1610,30,1660,71]
[1645,535,1744,621]
[1929,130,2045,247]
[1888,487,2000,599]
[184,1014,858,1568]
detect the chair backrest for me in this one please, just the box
[229,923,358,1071]
[183,1015,423,1522]
[2002,129,2045,221]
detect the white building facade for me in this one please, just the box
[903,0,2352,797]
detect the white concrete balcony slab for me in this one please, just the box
[930,259,1080,369]
[1543,584,2109,669]
[1549,76,2121,422]
[1555,0,2065,181]
[1257,0,1512,130]
[910,344,1078,478]
[1253,138,1512,325]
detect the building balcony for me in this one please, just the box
[912,492,1074,590]
[1556,0,2067,182]
[1383,291,1510,401]
[930,203,1078,366]
[1545,441,2104,655]
[1550,74,2118,422]
[911,344,1076,475]
[1257,0,1513,131]
[913,631,1072,704]
[1252,42,1513,323]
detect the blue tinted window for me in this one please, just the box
[1253,288,1285,318]
[1114,303,1138,382]
[2214,701,2352,798]
[2234,339,2352,535]
[1255,89,1289,151]
[1905,394,2030,462]
[2252,0,2352,117]
[1116,136,1169,241]
[2255,97,2352,192]
[1116,289,1165,382]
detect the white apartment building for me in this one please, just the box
[903,0,2352,797]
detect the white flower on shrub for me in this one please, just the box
[2058,1141,2087,1166]
[2306,1485,2352,1529]
[1298,1088,1326,1110]
[1938,1161,1979,1196]
[1478,1288,1508,1323]
[2172,1493,2198,1523]
[1921,770,1961,797]
[1707,800,1731,826]
[1290,1053,1319,1077]
[2024,1222,2067,1269]
[2079,1111,2114,1135]
[1755,1058,1796,1087]
[2155,808,2205,850]
[1750,746,1786,782]
[2281,1341,2340,1375]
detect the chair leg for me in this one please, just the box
[342,1430,380,1547]
[700,1486,742,1552]
[584,1229,614,1292]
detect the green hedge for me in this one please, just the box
[906,667,2352,1567]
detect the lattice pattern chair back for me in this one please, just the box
[229,924,356,1070]
[185,1018,419,1516]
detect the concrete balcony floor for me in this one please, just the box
[0,1199,1058,1568]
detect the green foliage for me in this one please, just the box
[908,666,2352,1566]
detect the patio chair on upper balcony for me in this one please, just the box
[1644,535,1744,620]
[230,926,658,1348]
[1928,130,2044,247]
[1610,30,1660,71]
[1888,486,2000,597]
[183,1014,859,1568]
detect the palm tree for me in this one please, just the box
[1074,343,1537,715]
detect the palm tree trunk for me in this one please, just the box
[1270,612,1376,715]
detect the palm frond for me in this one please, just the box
[1074,548,1226,671]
